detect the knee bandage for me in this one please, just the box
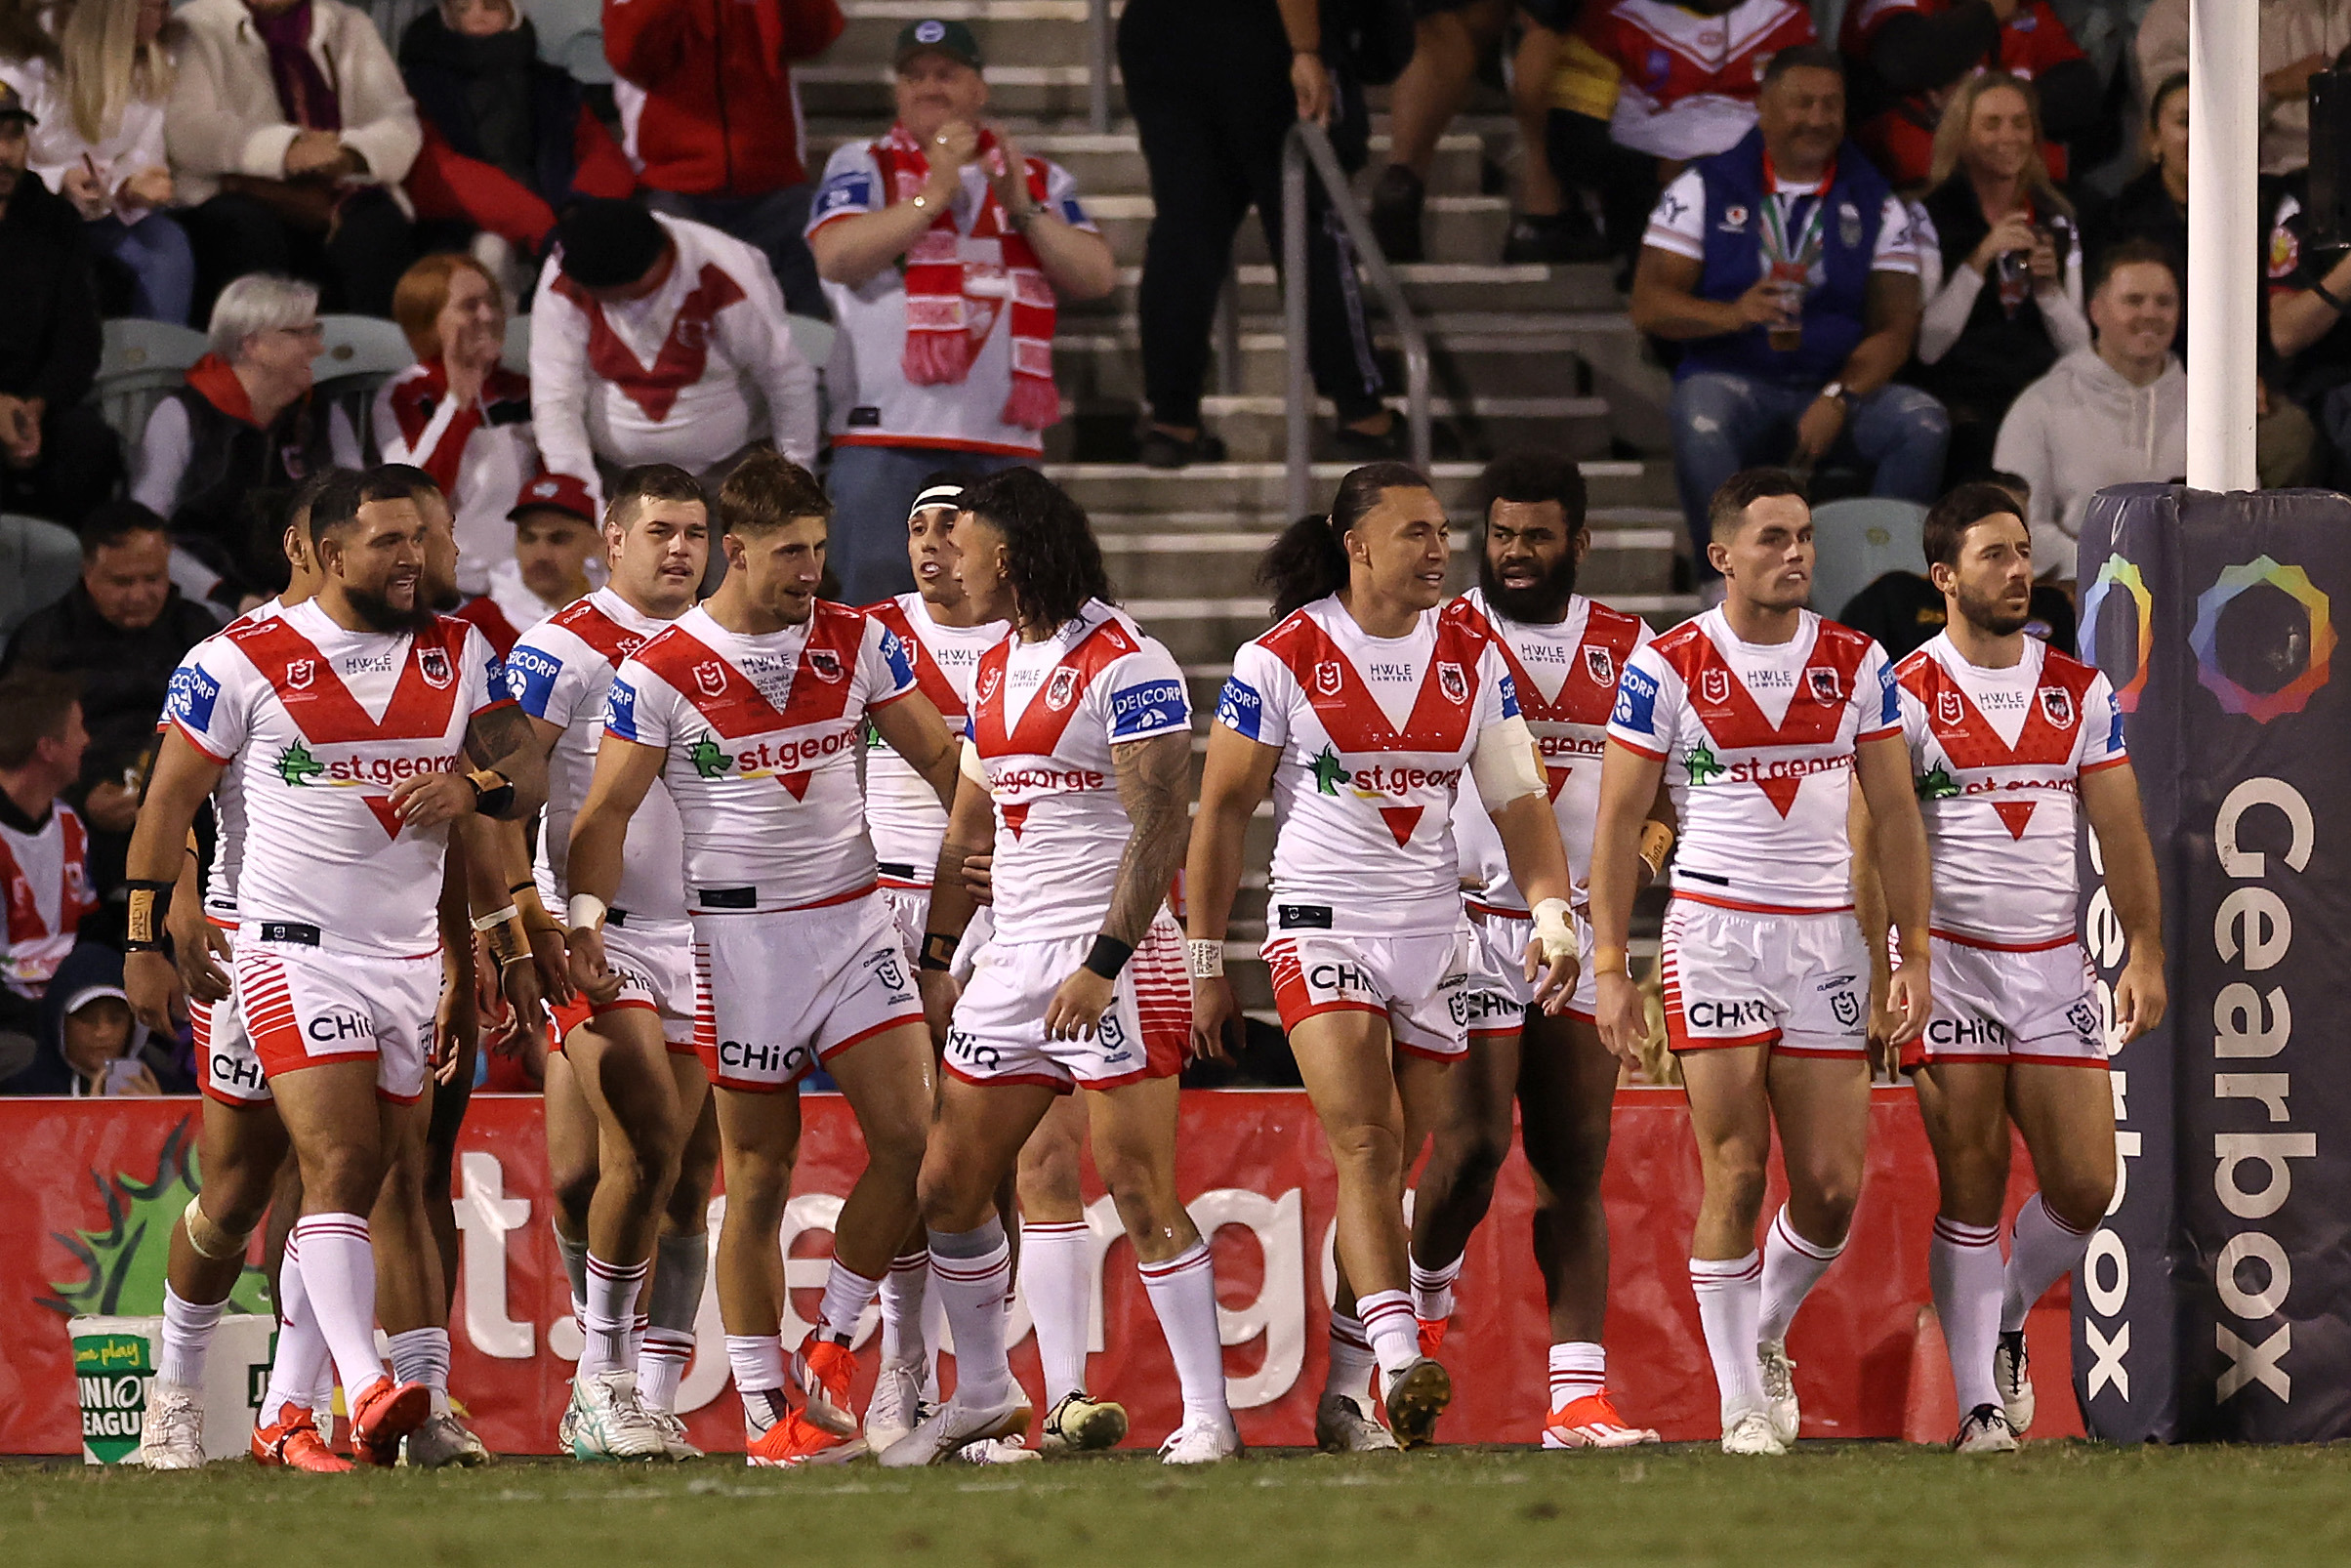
[183,1194,252,1261]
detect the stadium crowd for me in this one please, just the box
[0,0,2234,1470]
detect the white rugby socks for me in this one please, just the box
[2002,1195,2092,1333]
[1138,1240,1229,1426]
[580,1255,648,1378]
[289,1214,388,1403]
[928,1218,1016,1408]
[1689,1252,1764,1419]
[1324,1310,1379,1402]
[637,1230,706,1413]
[258,1234,332,1428]
[813,1259,884,1343]
[1547,1341,1606,1410]
[1355,1290,1421,1379]
[1757,1206,1844,1346]
[878,1247,930,1369]
[157,1285,224,1391]
[1021,1220,1093,1406]
[1410,1255,1463,1327]
[725,1335,786,1437]
[1931,1217,2004,1414]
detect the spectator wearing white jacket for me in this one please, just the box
[529,200,817,504]
[0,0,193,322]
[164,0,419,317]
[1991,240,2186,585]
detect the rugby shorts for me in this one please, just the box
[1660,896,1869,1058]
[193,918,269,1106]
[943,911,1189,1093]
[234,931,439,1103]
[1900,933,2107,1072]
[1263,923,1473,1061]
[882,882,992,984]
[691,891,923,1092]
[1460,901,1598,1039]
[552,914,698,1054]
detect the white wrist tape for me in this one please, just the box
[1187,938,1225,979]
[1532,897,1580,963]
[565,894,607,933]
[1470,715,1545,807]
[471,905,519,933]
[959,738,991,793]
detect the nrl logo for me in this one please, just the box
[1936,687,1963,726]
[1701,668,1730,705]
[1437,662,1467,705]
[694,661,727,699]
[977,666,1002,705]
[1313,661,1342,697]
[417,646,453,690]
[286,658,314,691]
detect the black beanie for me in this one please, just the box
[556,200,668,289]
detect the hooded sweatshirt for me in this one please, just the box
[1991,344,2186,581]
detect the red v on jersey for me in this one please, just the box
[1656,619,1876,818]
[867,598,972,720]
[1267,610,1485,754]
[634,606,865,799]
[552,598,650,669]
[1376,805,1423,846]
[1458,596,1643,810]
[1899,648,2094,841]
[553,263,747,423]
[969,616,1138,760]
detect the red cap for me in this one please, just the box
[510,470,598,526]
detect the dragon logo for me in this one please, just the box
[1684,741,1724,786]
[275,741,325,787]
[689,734,732,780]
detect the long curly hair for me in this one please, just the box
[959,467,1113,633]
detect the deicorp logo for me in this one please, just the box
[2189,556,2336,723]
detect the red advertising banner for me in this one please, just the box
[0,1088,2082,1455]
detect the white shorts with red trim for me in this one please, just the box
[1902,933,2106,1071]
[691,892,923,1092]
[943,912,1189,1093]
[1460,903,1598,1037]
[553,917,698,1054]
[1263,926,1473,1061]
[233,936,438,1103]
[882,884,993,985]
[193,919,271,1106]
[1661,896,1868,1058]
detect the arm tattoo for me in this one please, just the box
[465,703,550,820]
[1102,732,1193,949]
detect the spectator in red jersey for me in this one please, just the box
[378,252,537,598]
[603,0,842,317]
[454,469,601,653]
[398,0,636,287]
[1543,0,1818,262]
[0,674,103,1064]
[1839,0,2098,189]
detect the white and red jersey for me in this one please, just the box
[163,599,513,959]
[861,593,1010,886]
[530,213,819,494]
[1219,595,1522,938]
[604,600,916,914]
[0,800,96,998]
[1557,0,1817,161]
[1893,633,2125,948]
[373,359,537,598]
[968,599,1189,944]
[1449,589,1653,913]
[1608,607,1898,913]
[163,597,284,923]
[506,588,688,923]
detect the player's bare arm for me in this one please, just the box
[1473,721,1579,1009]
[123,728,227,1034]
[391,701,550,829]
[1044,728,1191,1042]
[1183,725,1281,1059]
[2080,762,2167,1043]
[562,734,666,994]
[1587,736,1668,1066]
[1853,731,1933,1046]
[436,840,480,1080]
[1847,787,1901,1070]
[870,689,963,809]
[916,766,997,1045]
[165,835,228,1008]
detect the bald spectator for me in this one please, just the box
[529,198,817,504]
[166,0,421,316]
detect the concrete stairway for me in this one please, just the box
[807,0,1692,1006]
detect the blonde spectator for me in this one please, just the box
[377,252,534,597]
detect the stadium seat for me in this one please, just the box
[0,514,83,640]
[92,318,207,453]
[523,0,611,83]
[312,314,419,451]
[1810,497,1928,620]
[502,312,532,376]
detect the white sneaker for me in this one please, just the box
[135,1383,205,1469]
[864,1361,925,1454]
[1995,1330,2036,1434]
[875,1389,1032,1468]
[646,1407,702,1461]
[1157,1416,1242,1465]
[1720,1407,1787,1456]
[564,1370,666,1462]
[1039,1390,1130,1456]
[404,1409,492,1468]
[1313,1392,1399,1454]
[950,1433,1043,1465]
[1952,1403,2019,1454]
[1757,1340,1799,1446]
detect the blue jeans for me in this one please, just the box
[823,444,1028,605]
[1670,371,1950,573]
[91,210,196,325]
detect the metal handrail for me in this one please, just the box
[1087,0,1112,133]
[1283,121,1431,521]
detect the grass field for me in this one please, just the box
[9,1445,2351,1567]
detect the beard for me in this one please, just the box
[1955,580,2034,638]
[345,581,434,634]
[1478,546,1579,625]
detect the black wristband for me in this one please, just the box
[919,931,959,971]
[469,767,516,816]
[508,880,535,896]
[125,878,175,952]
[2314,279,2346,313]
[1083,934,1135,980]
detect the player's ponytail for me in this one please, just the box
[1258,462,1436,618]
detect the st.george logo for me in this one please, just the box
[805,648,845,682]
[418,646,453,690]
[1583,645,1615,687]
[1045,667,1081,711]
[1437,661,1467,705]
[2040,687,2075,727]
[1808,667,1840,704]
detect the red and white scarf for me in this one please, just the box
[869,124,1059,432]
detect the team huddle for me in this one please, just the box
[113,442,2165,1471]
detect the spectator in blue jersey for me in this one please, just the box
[1629,46,1947,589]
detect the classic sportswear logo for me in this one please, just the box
[2189,555,2336,724]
